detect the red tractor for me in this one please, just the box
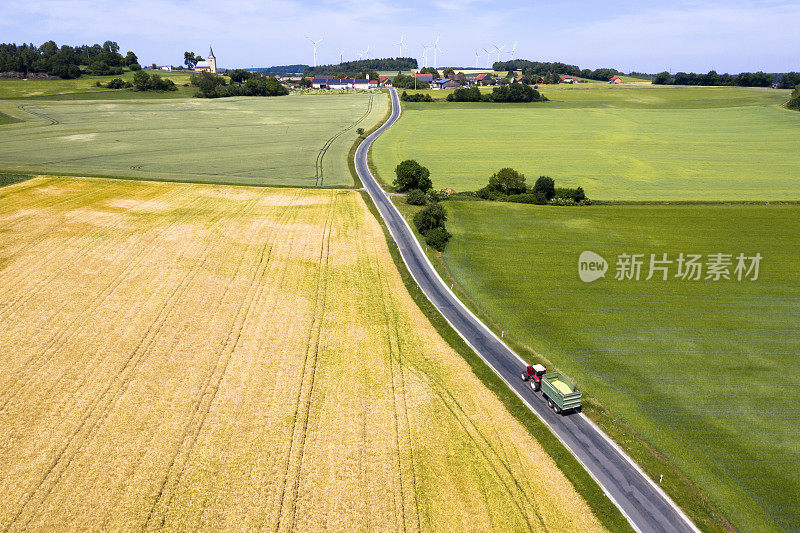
[521,364,547,392]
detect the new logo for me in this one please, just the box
[579,251,608,282]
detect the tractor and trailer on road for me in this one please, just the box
[521,364,582,415]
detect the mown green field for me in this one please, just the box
[436,201,800,531]
[0,71,197,100]
[372,85,798,200]
[0,92,387,187]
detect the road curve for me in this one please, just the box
[356,88,699,533]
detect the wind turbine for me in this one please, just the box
[364,44,371,60]
[306,36,324,68]
[394,34,406,57]
[492,43,505,65]
[357,49,365,60]
[483,47,494,68]
[422,44,432,68]
[433,35,442,70]
[339,49,345,64]
[473,49,482,68]
[507,41,517,58]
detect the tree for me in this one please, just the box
[102,41,120,54]
[787,85,800,111]
[443,67,455,77]
[129,63,141,71]
[413,203,447,234]
[184,51,198,69]
[532,176,556,200]
[228,69,253,83]
[394,160,432,192]
[124,51,138,66]
[488,168,526,194]
[89,60,110,75]
[298,77,312,88]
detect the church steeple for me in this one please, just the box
[208,46,216,60]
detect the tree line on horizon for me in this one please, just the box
[305,57,417,78]
[652,70,779,87]
[0,41,138,79]
[493,60,623,82]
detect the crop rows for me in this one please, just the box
[0,177,603,531]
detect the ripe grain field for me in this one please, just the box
[0,176,604,531]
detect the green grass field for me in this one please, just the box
[434,201,800,531]
[0,93,387,187]
[0,71,197,100]
[372,85,799,200]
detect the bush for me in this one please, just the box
[106,78,131,89]
[394,159,432,192]
[490,83,547,103]
[504,193,543,204]
[427,189,449,203]
[406,189,427,205]
[488,167,527,195]
[788,85,800,111]
[424,226,451,251]
[532,176,556,200]
[400,90,433,102]
[356,127,365,136]
[413,203,447,234]
[129,63,141,71]
[477,186,506,201]
[446,86,482,102]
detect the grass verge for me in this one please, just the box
[359,190,633,532]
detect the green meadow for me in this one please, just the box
[0,70,197,100]
[372,85,798,200]
[0,92,387,187]
[434,201,800,531]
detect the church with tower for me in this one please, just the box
[194,47,217,74]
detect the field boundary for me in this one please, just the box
[357,190,633,532]
[348,92,392,188]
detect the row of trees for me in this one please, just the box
[131,70,177,91]
[493,60,621,82]
[777,72,800,89]
[190,71,288,98]
[393,160,451,251]
[305,57,417,77]
[445,84,548,103]
[477,168,587,205]
[0,41,138,79]
[652,70,774,87]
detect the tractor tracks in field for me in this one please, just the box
[274,193,337,532]
[314,95,374,187]
[144,190,302,530]
[2,196,255,532]
[369,235,421,533]
[0,186,186,326]
[0,190,206,415]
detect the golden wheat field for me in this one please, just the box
[0,176,604,531]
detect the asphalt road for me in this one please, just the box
[355,87,700,533]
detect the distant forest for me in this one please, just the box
[305,57,418,77]
[493,60,622,82]
[652,71,776,87]
[0,41,138,79]
[248,65,309,74]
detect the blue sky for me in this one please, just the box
[1,0,798,72]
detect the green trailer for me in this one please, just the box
[540,372,582,414]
